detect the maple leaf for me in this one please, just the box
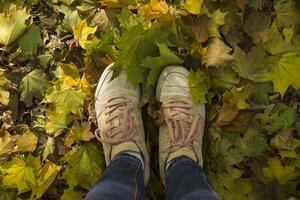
[74,20,100,49]
[209,67,240,90]
[208,10,226,38]
[64,121,95,147]
[113,24,168,85]
[243,10,271,43]
[181,0,203,15]
[0,128,14,164]
[274,0,300,28]
[142,0,169,20]
[259,52,300,96]
[54,63,81,87]
[45,109,74,137]
[263,157,300,185]
[141,43,183,86]
[203,38,233,68]
[44,81,86,116]
[0,4,31,45]
[232,45,271,81]
[188,70,209,103]
[0,157,36,194]
[57,5,82,32]
[263,24,300,55]
[42,137,55,161]
[17,24,43,57]
[62,143,104,189]
[14,129,38,153]
[61,188,84,200]
[31,161,61,199]
[18,69,49,107]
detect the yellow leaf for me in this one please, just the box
[79,74,92,97]
[0,128,14,164]
[55,63,80,87]
[181,0,203,15]
[64,121,94,147]
[31,161,61,199]
[74,20,99,49]
[45,109,73,137]
[263,157,300,185]
[0,4,31,45]
[0,157,36,194]
[42,137,55,161]
[142,0,169,20]
[14,129,38,153]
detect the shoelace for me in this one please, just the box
[95,97,139,144]
[163,100,201,153]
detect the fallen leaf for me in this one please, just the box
[142,43,183,86]
[204,37,233,68]
[0,157,36,194]
[31,161,61,199]
[44,81,86,116]
[42,137,55,161]
[74,20,100,49]
[14,129,38,152]
[17,24,43,57]
[275,0,300,28]
[181,0,203,15]
[208,10,226,38]
[270,130,293,150]
[216,103,239,126]
[0,4,31,45]
[188,70,209,103]
[45,109,74,137]
[62,143,104,189]
[263,157,300,185]
[19,69,49,107]
[259,52,300,96]
[64,121,94,147]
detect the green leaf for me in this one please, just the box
[188,70,209,103]
[263,157,300,185]
[0,157,36,194]
[18,69,49,107]
[114,24,168,85]
[204,38,233,68]
[141,43,183,86]
[208,10,226,38]
[45,109,73,137]
[57,5,82,32]
[263,24,300,55]
[44,81,86,116]
[17,24,43,57]
[232,45,270,81]
[210,67,240,90]
[259,52,300,96]
[275,0,300,28]
[61,188,84,200]
[62,143,104,189]
[0,4,31,45]
[253,83,273,105]
[235,125,268,157]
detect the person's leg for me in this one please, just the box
[165,156,219,200]
[156,66,219,200]
[85,152,144,200]
[89,63,150,199]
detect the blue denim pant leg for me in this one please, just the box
[165,156,219,200]
[85,153,145,200]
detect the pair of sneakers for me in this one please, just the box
[94,64,205,184]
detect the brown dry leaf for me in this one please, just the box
[182,14,209,43]
[270,130,293,150]
[216,103,239,126]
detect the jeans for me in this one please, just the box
[85,153,219,200]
